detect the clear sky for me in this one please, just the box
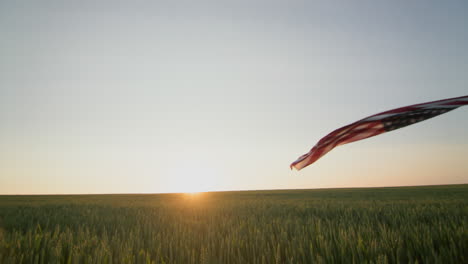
[1,0,467,194]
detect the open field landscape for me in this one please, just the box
[0,184,467,263]
[2,1,468,264]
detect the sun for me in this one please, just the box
[165,160,221,194]
[184,191,201,197]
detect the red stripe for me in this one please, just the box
[291,122,385,169]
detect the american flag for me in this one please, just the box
[291,95,468,170]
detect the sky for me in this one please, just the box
[1,0,467,194]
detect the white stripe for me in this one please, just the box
[364,113,398,121]
[318,123,383,148]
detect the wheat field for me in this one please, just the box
[0,185,467,263]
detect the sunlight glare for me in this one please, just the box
[165,159,221,193]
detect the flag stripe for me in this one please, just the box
[291,95,468,170]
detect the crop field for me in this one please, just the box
[0,185,467,263]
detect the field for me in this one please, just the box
[0,185,467,264]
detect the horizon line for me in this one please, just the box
[1,183,466,196]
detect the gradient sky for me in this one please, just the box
[1,0,467,194]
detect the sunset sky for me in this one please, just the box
[1,0,467,194]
